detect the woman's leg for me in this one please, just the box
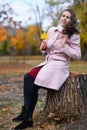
[23,66,42,117]
[23,73,39,119]
[13,67,42,130]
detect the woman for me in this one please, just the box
[13,9,81,130]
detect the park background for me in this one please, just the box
[0,0,87,130]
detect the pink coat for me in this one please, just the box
[34,26,81,90]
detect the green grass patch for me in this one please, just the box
[70,61,87,73]
[0,56,87,74]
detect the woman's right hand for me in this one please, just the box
[41,41,47,50]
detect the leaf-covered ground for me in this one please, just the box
[0,62,87,130]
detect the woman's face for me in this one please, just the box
[60,11,71,27]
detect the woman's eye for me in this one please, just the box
[62,15,65,17]
[67,16,70,19]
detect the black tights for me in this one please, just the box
[24,73,40,116]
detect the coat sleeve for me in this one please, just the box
[62,34,81,60]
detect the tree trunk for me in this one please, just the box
[41,72,87,122]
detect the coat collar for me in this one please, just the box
[54,24,64,32]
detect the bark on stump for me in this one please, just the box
[41,72,87,122]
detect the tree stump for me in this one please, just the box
[41,72,87,122]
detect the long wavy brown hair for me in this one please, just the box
[61,9,80,38]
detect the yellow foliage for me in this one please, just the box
[16,40,25,50]
[26,25,41,45]
[9,28,26,50]
[16,28,26,40]
[71,2,87,50]
[10,36,17,46]
[0,27,8,41]
[0,25,42,54]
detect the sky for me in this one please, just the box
[0,0,50,30]
[0,0,71,30]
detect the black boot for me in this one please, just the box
[12,106,32,122]
[14,120,33,130]
[12,106,26,122]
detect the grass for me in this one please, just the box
[70,60,87,73]
[0,56,87,75]
[0,56,42,76]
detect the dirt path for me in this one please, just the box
[0,75,87,130]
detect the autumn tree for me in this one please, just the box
[0,27,7,41]
[8,28,27,55]
[0,27,8,55]
[70,0,87,60]
[26,25,41,55]
[0,2,44,55]
[0,3,22,55]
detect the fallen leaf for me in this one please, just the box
[2,106,9,112]
[0,116,3,120]
[0,84,7,92]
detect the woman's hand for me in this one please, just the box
[61,35,68,47]
[41,41,47,50]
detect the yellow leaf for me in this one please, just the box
[40,32,48,40]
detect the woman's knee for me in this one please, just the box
[24,73,29,79]
[24,73,34,81]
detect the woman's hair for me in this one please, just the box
[61,9,80,38]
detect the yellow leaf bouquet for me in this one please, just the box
[40,32,48,40]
